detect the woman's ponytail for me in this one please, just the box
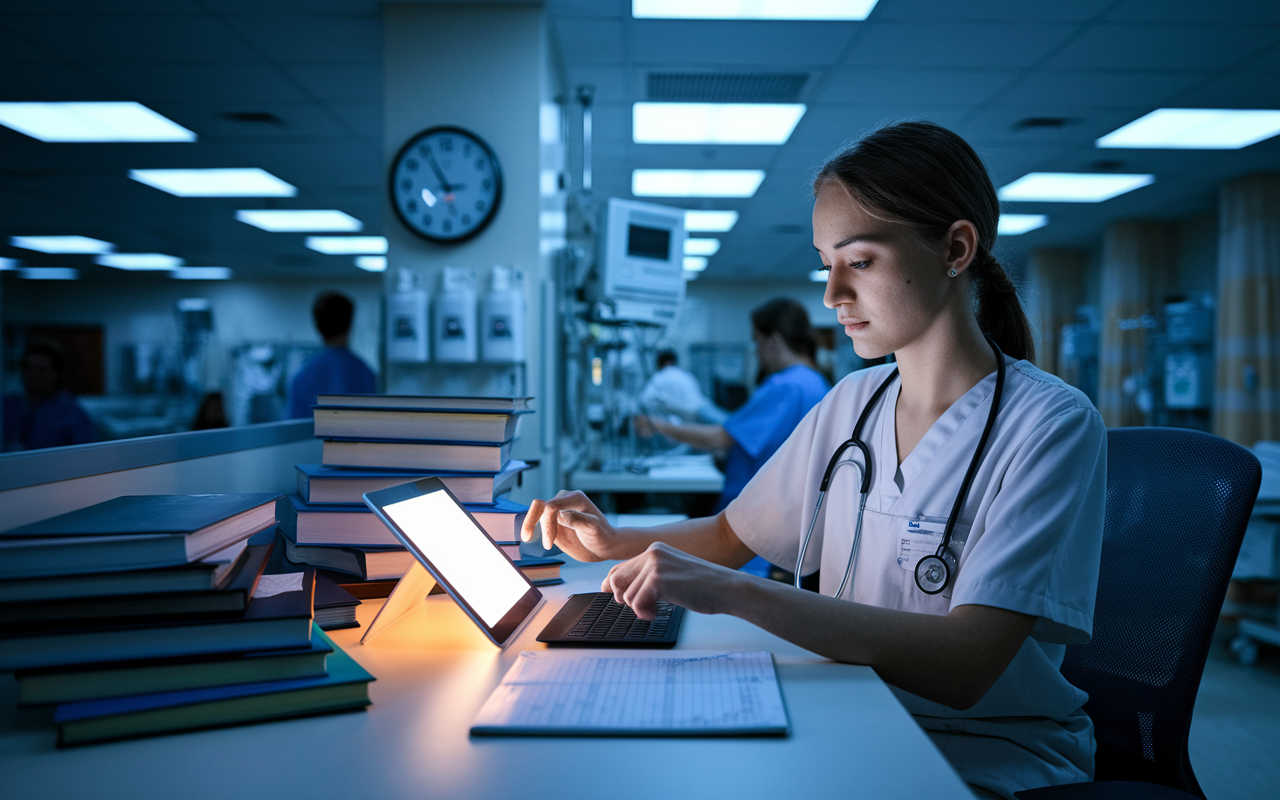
[971,250,1035,363]
[814,121,1035,363]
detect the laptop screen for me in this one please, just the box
[364,477,543,648]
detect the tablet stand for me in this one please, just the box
[360,560,438,644]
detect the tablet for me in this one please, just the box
[363,477,543,648]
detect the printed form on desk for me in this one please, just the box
[470,651,789,736]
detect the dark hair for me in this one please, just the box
[23,340,65,376]
[656,349,678,368]
[813,121,1034,362]
[313,292,355,340]
[751,298,817,361]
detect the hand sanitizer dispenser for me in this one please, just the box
[434,266,478,362]
[387,269,429,362]
[482,265,525,363]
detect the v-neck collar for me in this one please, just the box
[875,364,1000,508]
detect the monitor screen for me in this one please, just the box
[381,490,529,627]
[626,223,671,261]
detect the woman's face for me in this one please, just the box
[812,183,955,360]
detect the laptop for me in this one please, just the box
[363,477,684,649]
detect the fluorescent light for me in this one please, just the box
[633,0,878,20]
[683,256,709,271]
[235,210,363,232]
[997,173,1154,203]
[997,214,1049,236]
[633,170,765,198]
[1097,108,1280,150]
[355,256,387,272]
[20,268,78,280]
[0,258,18,270]
[96,253,183,270]
[0,102,195,143]
[130,168,295,197]
[683,270,700,281]
[685,210,739,232]
[305,236,388,255]
[684,238,721,256]
[10,235,113,254]
[634,103,806,145]
[172,267,232,280]
[809,270,828,282]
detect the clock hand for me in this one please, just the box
[425,150,453,193]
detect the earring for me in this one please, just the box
[948,269,957,277]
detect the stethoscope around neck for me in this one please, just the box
[794,336,1006,598]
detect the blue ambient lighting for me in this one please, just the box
[0,102,195,142]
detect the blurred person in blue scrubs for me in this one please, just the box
[639,349,727,425]
[637,298,830,576]
[3,341,97,451]
[286,292,376,419]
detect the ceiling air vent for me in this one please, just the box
[646,72,809,103]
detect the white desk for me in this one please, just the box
[0,562,974,800]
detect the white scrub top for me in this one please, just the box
[725,358,1106,800]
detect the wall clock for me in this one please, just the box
[390,126,502,243]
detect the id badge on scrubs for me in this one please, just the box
[897,519,947,572]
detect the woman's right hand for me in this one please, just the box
[520,490,621,563]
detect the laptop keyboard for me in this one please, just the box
[565,594,676,642]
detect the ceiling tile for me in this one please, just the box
[0,25,58,62]
[326,101,381,139]
[0,63,117,101]
[5,14,261,64]
[994,70,1209,108]
[819,68,1017,106]
[844,22,1076,69]
[1104,0,1280,24]
[787,104,970,145]
[632,20,857,66]
[1168,71,1280,108]
[1044,24,1280,71]
[284,64,381,101]
[546,0,627,17]
[564,66,630,103]
[89,64,309,103]
[553,19,625,65]
[872,0,1114,22]
[225,14,381,64]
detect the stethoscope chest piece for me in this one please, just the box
[914,549,957,595]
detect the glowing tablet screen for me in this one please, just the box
[381,490,528,627]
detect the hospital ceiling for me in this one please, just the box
[1,0,1279,282]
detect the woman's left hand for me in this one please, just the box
[601,542,745,620]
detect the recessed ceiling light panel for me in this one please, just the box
[683,256,709,271]
[997,173,1154,203]
[633,170,765,198]
[809,270,828,283]
[21,268,79,280]
[633,0,878,20]
[0,102,195,142]
[235,210,364,232]
[10,235,114,254]
[685,210,739,232]
[172,267,232,280]
[684,238,721,256]
[1097,108,1280,150]
[355,256,388,272]
[633,103,806,144]
[306,236,388,255]
[96,253,183,270]
[130,168,296,197]
[0,257,18,270]
[997,214,1049,235]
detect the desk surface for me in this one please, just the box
[0,562,973,800]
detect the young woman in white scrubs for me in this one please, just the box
[522,121,1106,800]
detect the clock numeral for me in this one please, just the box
[407,199,418,213]
[443,219,453,233]
[441,137,453,152]
[400,178,412,191]
[475,200,485,212]
[423,214,433,227]
[406,158,418,171]
[464,143,472,155]
[462,214,472,226]
[475,158,485,171]
[482,178,492,191]
[418,145,429,156]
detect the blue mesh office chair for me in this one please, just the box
[1016,428,1261,800]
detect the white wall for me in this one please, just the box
[2,275,382,396]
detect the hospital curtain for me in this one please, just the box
[1026,248,1087,378]
[1214,173,1280,446]
[1099,221,1174,428]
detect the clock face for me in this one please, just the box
[390,126,502,243]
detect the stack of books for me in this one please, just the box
[285,394,562,592]
[0,494,374,746]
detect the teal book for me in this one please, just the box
[0,494,280,579]
[54,629,373,747]
[296,460,529,505]
[312,405,528,443]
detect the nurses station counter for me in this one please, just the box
[1,560,975,800]
[0,427,971,799]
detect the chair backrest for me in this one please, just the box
[1061,428,1261,798]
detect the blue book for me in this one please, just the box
[296,460,529,505]
[281,494,528,546]
[0,494,280,580]
[54,629,373,747]
[320,437,512,472]
[312,405,528,443]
